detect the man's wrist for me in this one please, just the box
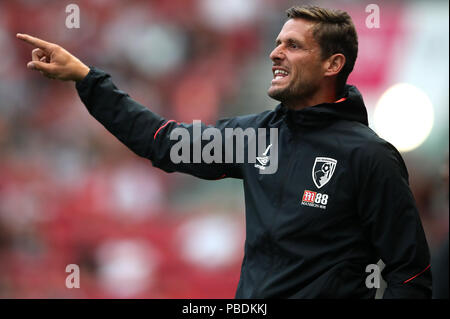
[74,64,90,82]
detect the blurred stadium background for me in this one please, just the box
[0,0,448,298]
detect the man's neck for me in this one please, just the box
[285,84,338,111]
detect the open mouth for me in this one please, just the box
[273,69,289,80]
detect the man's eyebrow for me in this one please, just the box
[275,38,302,45]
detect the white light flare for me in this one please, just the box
[373,83,434,152]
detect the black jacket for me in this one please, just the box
[76,67,432,299]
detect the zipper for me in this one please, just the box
[252,126,301,297]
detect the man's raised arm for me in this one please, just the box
[16,34,243,180]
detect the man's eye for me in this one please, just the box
[289,42,299,49]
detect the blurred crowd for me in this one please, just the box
[0,0,448,298]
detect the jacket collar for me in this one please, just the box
[274,85,369,129]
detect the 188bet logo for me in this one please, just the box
[301,190,329,209]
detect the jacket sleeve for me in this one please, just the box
[75,67,242,180]
[353,140,432,298]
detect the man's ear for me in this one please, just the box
[324,53,346,77]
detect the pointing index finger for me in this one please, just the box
[16,33,53,51]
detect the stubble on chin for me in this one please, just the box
[268,84,288,102]
[268,78,321,107]
[267,83,298,104]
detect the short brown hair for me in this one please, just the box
[286,5,358,94]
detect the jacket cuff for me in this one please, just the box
[75,66,100,92]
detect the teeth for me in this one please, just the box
[274,70,288,76]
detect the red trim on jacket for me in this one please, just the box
[153,120,176,140]
[403,264,431,284]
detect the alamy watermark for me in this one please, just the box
[365,4,380,29]
[168,120,279,174]
[65,264,80,288]
[365,264,381,289]
[65,4,80,29]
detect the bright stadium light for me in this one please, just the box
[373,83,434,152]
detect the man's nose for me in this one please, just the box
[270,45,285,62]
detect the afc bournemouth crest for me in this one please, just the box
[312,157,337,189]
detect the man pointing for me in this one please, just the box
[17,5,432,298]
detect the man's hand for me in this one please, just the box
[16,33,90,82]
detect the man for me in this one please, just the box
[17,5,432,298]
